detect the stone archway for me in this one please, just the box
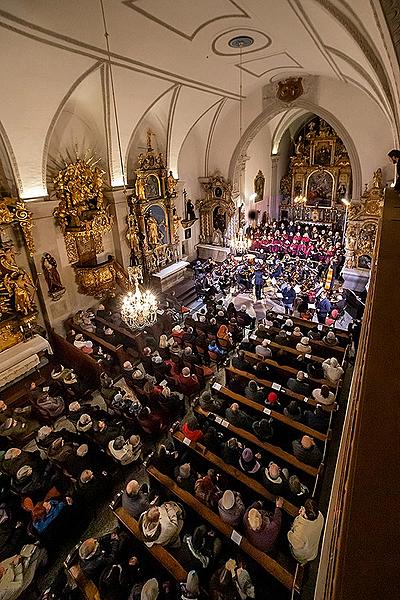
[228,99,363,205]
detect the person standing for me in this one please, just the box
[253,268,264,301]
[388,149,400,191]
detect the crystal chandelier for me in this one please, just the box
[121,268,158,329]
[229,231,251,255]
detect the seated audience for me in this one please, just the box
[242,498,283,553]
[322,357,344,384]
[286,371,310,395]
[287,498,324,563]
[283,401,302,422]
[239,448,261,475]
[312,384,335,406]
[225,403,253,430]
[122,480,151,518]
[218,489,245,527]
[181,417,203,442]
[296,337,312,354]
[252,417,274,441]
[292,435,322,466]
[0,544,47,600]
[174,462,197,493]
[138,502,184,548]
[322,331,339,346]
[262,462,288,496]
[255,339,272,358]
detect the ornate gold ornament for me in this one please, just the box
[74,259,118,298]
[344,169,383,269]
[276,77,304,103]
[0,197,35,255]
[197,172,235,245]
[52,155,113,264]
[126,132,181,278]
[280,116,351,225]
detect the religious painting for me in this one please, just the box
[306,170,334,207]
[313,142,332,166]
[145,174,161,199]
[144,204,167,248]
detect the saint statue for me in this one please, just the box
[167,171,178,197]
[5,271,35,315]
[41,253,65,300]
[372,168,382,189]
[254,170,265,202]
[186,198,196,221]
[146,216,161,247]
[172,207,181,244]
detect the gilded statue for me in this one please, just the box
[146,216,161,247]
[135,177,146,200]
[167,171,178,197]
[372,168,383,189]
[4,271,35,315]
[0,199,13,225]
[172,207,181,244]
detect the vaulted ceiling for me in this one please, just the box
[0,0,398,198]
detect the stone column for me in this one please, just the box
[270,155,280,220]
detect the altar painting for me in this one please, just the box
[144,204,167,248]
[306,170,333,207]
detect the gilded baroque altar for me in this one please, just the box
[126,132,180,280]
[280,117,352,225]
[197,172,235,246]
[344,169,383,270]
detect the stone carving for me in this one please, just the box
[276,77,304,103]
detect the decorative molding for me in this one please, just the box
[0,10,241,100]
[212,28,271,56]
[236,52,302,78]
[204,98,227,177]
[166,85,182,167]
[123,0,250,41]
[0,120,22,195]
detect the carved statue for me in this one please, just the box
[372,168,383,189]
[135,177,146,200]
[172,207,181,244]
[146,216,161,247]
[254,170,265,202]
[167,171,178,197]
[41,253,65,300]
[4,271,35,316]
[186,198,196,221]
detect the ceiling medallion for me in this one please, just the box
[228,35,254,48]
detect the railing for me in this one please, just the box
[314,188,400,599]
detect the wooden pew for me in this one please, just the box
[173,431,298,517]
[147,465,302,592]
[212,382,328,442]
[255,326,345,360]
[67,564,101,600]
[243,350,339,391]
[227,365,337,413]
[267,309,350,345]
[49,330,102,386]
[110,495,188,582]
[249,334,324,364]
[65,317,127,367]
[95,315,143,355]
[194,406,320,478]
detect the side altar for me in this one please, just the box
[126,132,182,291]
[196,172,235,261]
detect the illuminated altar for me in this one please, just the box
[126,131,181,287]
[280,117,352,226]
[197,172,236,246]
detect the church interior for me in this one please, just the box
[0,2,398,599]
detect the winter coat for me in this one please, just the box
[287,378,310,396]
[122,489,150,519]
[0,544,47,600]
[322,360,344,384]
[242,504,282,553]
[292,440,322,466]
[139,501,184,547]
[287,512,324,563]
[312,388,335,406]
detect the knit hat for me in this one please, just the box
[267,392,278,404]
[248,508,262,531]
[16,465,32,480]
[221,490,235,510]
[239,448,260,473]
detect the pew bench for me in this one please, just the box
[173,430,298,517]
[227,366,338,413]
[110,494,188,582]
[255,326,346,360]
[211,381,329,442]
[194,406,321,478]
[267,310,350,345]
[249,335,325,364]
[147,465,303,593]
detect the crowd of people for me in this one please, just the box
[0,231,358,599]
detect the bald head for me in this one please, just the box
[126,480,140,496]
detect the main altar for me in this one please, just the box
[196,172,236,262]
[126,133,184,290]
[280,116,352,227]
